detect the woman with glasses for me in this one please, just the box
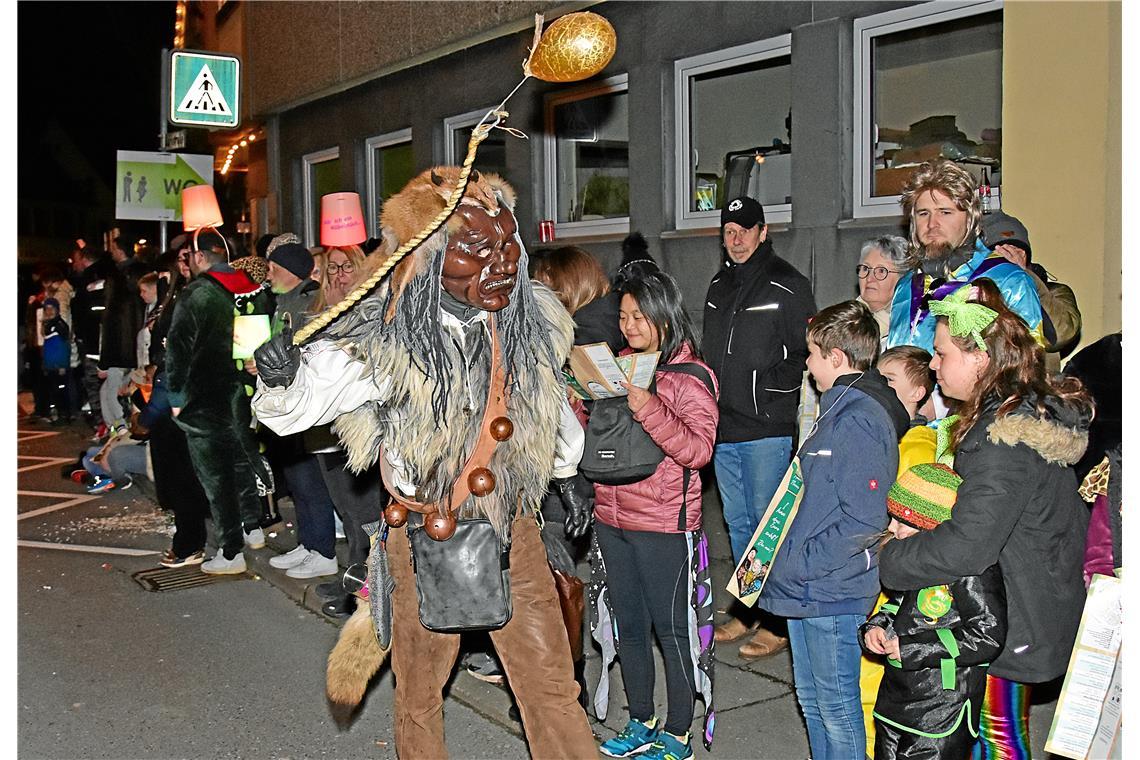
[312,244,367,313]
[306,241,382,618]
[856,235,910,349]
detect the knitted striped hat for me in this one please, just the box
[887,462,962,530]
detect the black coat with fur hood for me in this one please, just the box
[879,393,1091,684]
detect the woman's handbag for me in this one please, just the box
[408,518,512,632]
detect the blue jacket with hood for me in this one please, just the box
[759,369,909,619]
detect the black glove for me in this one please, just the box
[254,327,301,388]
[554,473,594,540]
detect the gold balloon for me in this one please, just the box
[527,12,616,83]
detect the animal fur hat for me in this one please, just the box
[376,167,517,314]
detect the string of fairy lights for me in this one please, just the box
[220,129,263,175]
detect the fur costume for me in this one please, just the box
[326,167,573,535]
[323,168,575,705]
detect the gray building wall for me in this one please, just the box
[271,1,924,335]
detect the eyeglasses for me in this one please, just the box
[326,262,355,276]
[856,264,904,281]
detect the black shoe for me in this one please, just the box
[322,594,356,619]
[315,580,343,600]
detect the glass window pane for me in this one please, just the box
[452,126,509,183]
[553,90,629,223]
[309,156,341,241]
[870,10,1002,197]
[689,56,791,212]
[374,142,415,202]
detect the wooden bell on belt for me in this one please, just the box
[383,501,408,528]
[424,509,457,541]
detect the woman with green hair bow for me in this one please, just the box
[879,279,1093,759]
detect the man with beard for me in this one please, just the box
[885,159,1042,353]
[251,167,597,758]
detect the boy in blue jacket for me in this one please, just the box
[759,300,909,759]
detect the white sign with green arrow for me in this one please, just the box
[115,150,213,222]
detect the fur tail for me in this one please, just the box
[326,600,388,706]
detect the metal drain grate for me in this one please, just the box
[131,565,251,592]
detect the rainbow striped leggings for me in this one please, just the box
[971,675,1033,760]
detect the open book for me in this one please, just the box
[564,342,660,400]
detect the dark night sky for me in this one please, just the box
[18,2,176,222]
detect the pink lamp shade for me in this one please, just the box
[181,184,224,231]
[320,192,367,247]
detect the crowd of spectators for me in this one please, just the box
[18,157,1119,759]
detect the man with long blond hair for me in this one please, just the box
[885,159,1042,353]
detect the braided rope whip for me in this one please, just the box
[292,116,498,345]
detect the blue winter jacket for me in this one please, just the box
[886,238,1043,353]
[758,370,908,619]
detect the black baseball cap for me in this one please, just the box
[721,196,765,230]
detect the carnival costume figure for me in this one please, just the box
[251,167,597,759]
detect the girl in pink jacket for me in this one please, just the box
[592,271,719,760]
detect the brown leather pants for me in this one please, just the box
[388,513,598,759]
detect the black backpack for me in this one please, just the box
[579,362,715,486]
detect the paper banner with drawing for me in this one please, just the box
[726,457,805,606]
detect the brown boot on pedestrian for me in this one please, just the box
[738,626,789,660]
[713,617,759,643]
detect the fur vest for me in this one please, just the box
[326,280,573,536]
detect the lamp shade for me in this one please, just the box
[181,185,224,231]
[320,192,367,247]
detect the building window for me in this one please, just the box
[673,36,792,230]
[302,147,340,246]
[443,108,511,184]
[854,1,1003,218]
[543,74,629,237]
[365,128,414,238]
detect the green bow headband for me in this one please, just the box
[929,285,998,350]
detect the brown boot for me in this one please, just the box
[739,626,789,660]
[713,617,759,643]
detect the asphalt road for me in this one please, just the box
[16,420,526,759]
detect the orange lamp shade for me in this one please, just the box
[181,185,224,231]
[320,192,367,247]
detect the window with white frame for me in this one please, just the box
[302,147,341,247]
[365,129,414,238]
[443,108,510,184]
[544,74,629,237]
[674,37,792,230]
[853,1,1003,218]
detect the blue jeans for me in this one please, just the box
[282,453,337,559]
[714,436,792,563]
[787,615,867,760]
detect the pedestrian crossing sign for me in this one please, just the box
[169,50,240,128]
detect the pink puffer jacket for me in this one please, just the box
[591,343,719,533]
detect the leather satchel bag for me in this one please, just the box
[408,518,512,632]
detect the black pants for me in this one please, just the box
[874,715,976,760]
[181,419,263,558]
[317,451,382,569]
[594,522,695,735]
[150,413,210,558]
[41,368,72,419]
[78,347,101,420]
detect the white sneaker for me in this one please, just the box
[285,551,339,579]
[202,551,247,575]
[244,528,266,550]
[269,544,310,569]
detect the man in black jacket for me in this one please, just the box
[69,247,112,425]
[703,196,817,659]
